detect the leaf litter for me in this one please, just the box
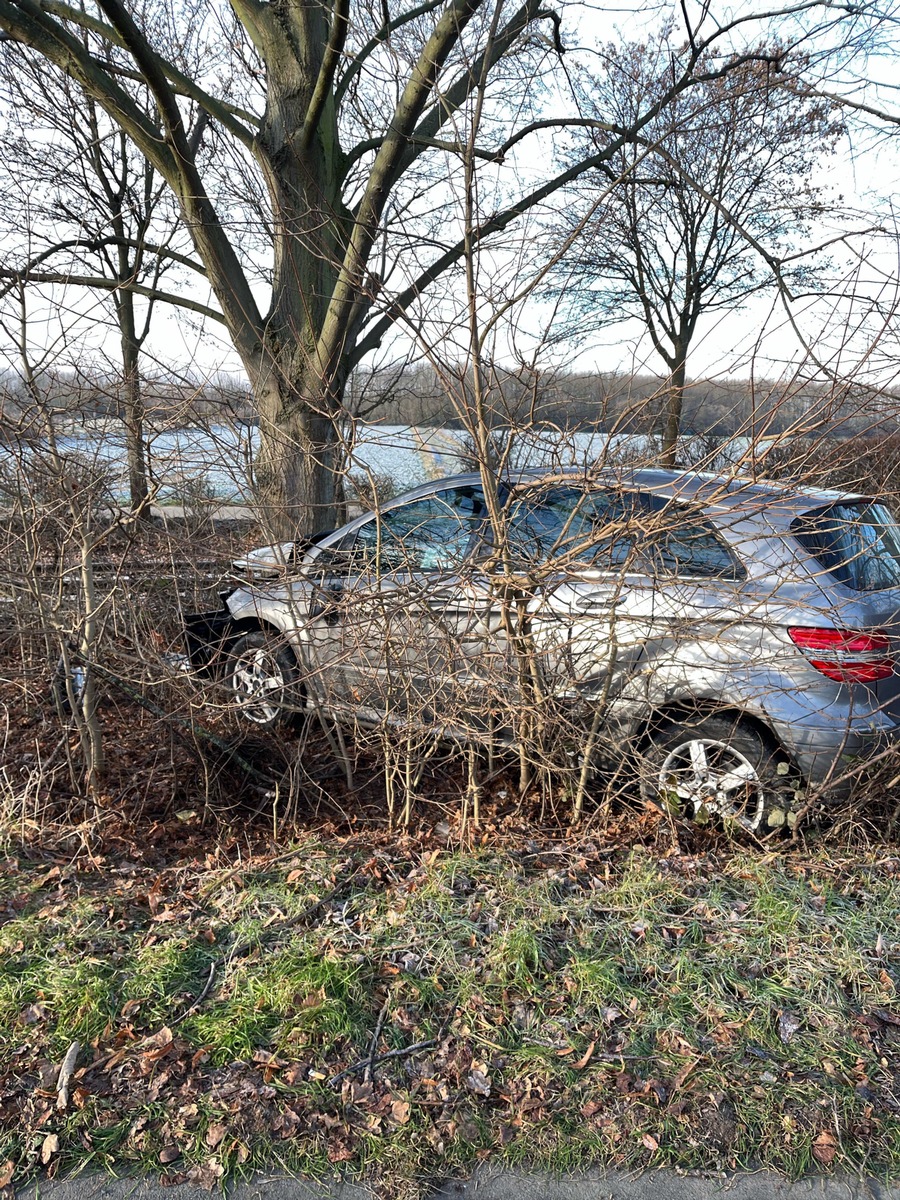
[0,814,899,1198]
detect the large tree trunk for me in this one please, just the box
[660,351,687,469]
[247,20,355,541]
[252,363,347,538]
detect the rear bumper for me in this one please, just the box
[778,717,900,802]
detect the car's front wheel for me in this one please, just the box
[227,629,302,729]
[638,715,796,833]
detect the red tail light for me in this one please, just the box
[787,627,894,683]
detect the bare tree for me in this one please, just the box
[550,31,845,464]
[0,48,201,512]
[0,0,876,538]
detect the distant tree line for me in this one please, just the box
[2,364,895,443]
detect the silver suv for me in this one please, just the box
[184,468,900,830]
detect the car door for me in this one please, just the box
[628,494,751,701]
[303,484,489,720]
[437,485,656,722]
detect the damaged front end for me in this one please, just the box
[183,602,237,676]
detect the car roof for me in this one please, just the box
[380,466,869,523]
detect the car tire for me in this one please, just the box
[638,715,796,833]
[227,629,302,729]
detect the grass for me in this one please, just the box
[1,836,899,1197]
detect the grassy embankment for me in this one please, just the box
[1,832,898,1197]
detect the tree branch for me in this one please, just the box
[0,0,177,179]
[300,0,350,150]
[316,0,483,375]
[334,0,445,107]
[396,0,543,177]
[38,0,259,143]
[88,0,265,360]
[0,267,226,322]
[3,235,208,280]
[225,0,275,59]
[351,119,688,362]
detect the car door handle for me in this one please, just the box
[575,592,630,611]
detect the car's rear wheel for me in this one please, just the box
[227,629,302,729]
[638,715,796,833]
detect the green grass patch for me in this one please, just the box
[0,840,898,1196]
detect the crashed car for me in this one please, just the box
[184,467,900,830]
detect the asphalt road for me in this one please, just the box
[13,1169,900,1200]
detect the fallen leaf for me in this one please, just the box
[19,1003,48,1025]
[467,1069,491,1096]
[641,1132,659,1151]
[0,1161,14,1189]
[391,1099,410,1124]
[812,1129,837,1166]
[328,1140,354,1163]
[205,1123,227,1149]
[874,1008,900,1027]
[40,1134,59,1165]
[777,1011,801,1044]
[668,1056,699,1098]
[145,1026,175,1048]
[573,1041,596,1070]
[187,1161,223,1191]
[159,1146,180,1165]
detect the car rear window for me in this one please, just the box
[791,502,900,591]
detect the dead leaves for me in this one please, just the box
[204,1122,227,1149]
[466,1067,491,1097]
[812,1129,838,1166]
[573,1041,596,1070]
[777,1011,802,1045]
[39,1134,58,1165]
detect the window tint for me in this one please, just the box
[503,485,742,578]
[643,511,744,579]
[791,502,900,592]
[504,487,639,568]
[348,486,487,572]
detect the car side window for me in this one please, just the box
[504,487,640,569]
[343,486,487,573]
[641,501,745,580]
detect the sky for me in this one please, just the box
[2,0,900,402]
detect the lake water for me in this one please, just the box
[9,422,759,504]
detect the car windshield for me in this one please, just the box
[791,501,900,592]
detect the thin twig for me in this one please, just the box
[364,990,393,1084]
[329,1008,455,1088]
[171,961,216,1025]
